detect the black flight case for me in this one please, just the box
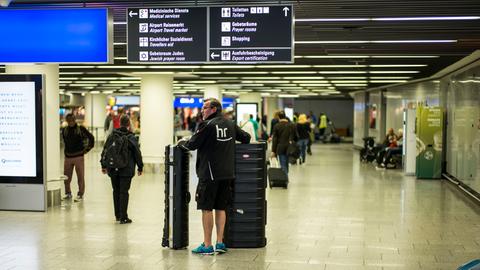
[162,145,190,249]
[225,142,267,248]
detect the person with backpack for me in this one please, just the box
[101,115,143,224]
[62,113,95,201]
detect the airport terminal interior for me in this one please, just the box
[1,0,480,270]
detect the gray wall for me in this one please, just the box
[294,98,354,132]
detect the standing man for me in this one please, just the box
[62,113,95,201]
[180,98,251,255]
[101,115,143,224]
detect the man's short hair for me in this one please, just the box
[278,111,286,119]
[120,115,130,127]
[65,113,75,121]
[205,97,222,113]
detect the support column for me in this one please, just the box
[84,93,107,142]
[239,92,262,117]
[140,74,173,166]
[6,64,61,193]
[203,85,222,101]
[264,96,279,135]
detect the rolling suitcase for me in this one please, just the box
[162,145,190,249]
[225,143,267,248]
[268,158,288,188]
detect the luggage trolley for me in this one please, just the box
[162,145,190,249]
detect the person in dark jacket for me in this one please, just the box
[296,114,311,164]
[271,111,296,174]
[101,115,143,224]
[62,113,94,201]
[180,97,250,255]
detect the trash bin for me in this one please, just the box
[47,175,67,207]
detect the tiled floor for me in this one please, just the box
[1,143,479,270]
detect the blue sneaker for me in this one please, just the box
[191,243,214,255]
[215,242,228,254]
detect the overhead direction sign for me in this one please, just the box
[209,6,293,63]
[127,5,293,64]
[127,7,208,63]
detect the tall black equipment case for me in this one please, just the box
[225,143,267,248]
[162,145,190,249]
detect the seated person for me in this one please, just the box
[381,129,403,168]
[375,128,398,164]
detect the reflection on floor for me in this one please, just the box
[0,143,479,270]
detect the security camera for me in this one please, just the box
[0,0,12,7]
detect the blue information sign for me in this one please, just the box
[0,9,111,63]
[174,97,234,108]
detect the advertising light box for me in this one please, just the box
[0,9,112,63]
[0,75,44,184]
[235,103,258,126]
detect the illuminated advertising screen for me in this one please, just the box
[235,103,258,126]
[0,9,111,63]
[0,75,43,184]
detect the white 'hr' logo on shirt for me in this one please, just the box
[215,125,232,141]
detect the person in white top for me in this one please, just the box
[239,113,257,142]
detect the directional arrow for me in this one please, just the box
[283,7,290,17]
[129,10,138,17]
[210,52,220,59]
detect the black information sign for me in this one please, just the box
[209,6,293,63]
[127,7,207,63]
[127,5,293,63]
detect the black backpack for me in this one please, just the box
[102,132,130,169]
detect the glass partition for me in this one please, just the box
[445,65,480,192]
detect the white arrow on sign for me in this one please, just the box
[283,7,290,17]
[129,10,138,17]
[210,52,220,59]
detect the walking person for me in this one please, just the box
[179,97,251,255]
[101,115,143,224]
[271,111,296,175]
[296,114,311,164]
[62,113,95,201]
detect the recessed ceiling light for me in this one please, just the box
[369,64,427,67]
[202,65,255,69]
[296,16,480,22]
[271,71,318,74]
[224,71,269,74]
[312,65,367,68]
[256,65,311,68]
[369,71,420,74]
[369,80,408,83]
[278,94,299,98]
[296,40,456,44]
[319,71,367,74]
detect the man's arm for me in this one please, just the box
[129,135,144,174]
[81,126,95,152]
[100,134,112,169]
[271,125,278,155]
[182,121,210,150]
[235,124,251,144]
